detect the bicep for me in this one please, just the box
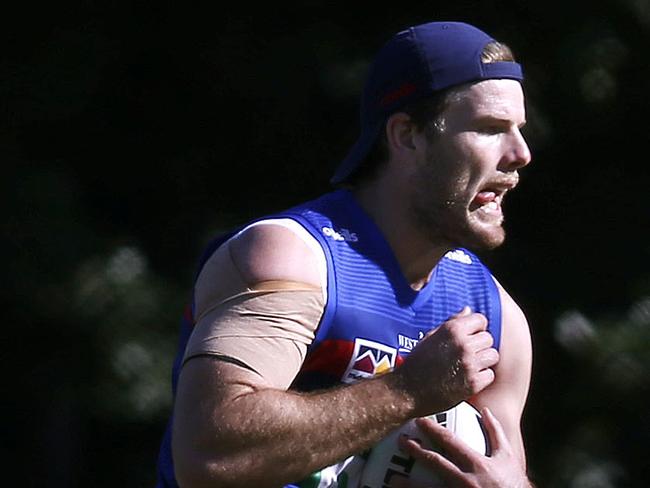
[189,222,327,388]
[173,223,331,485]
[472,280,532,464]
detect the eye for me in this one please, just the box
[481,125,505,135]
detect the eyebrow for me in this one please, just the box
[476,113,527,128]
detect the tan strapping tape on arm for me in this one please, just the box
[184,288,325,389]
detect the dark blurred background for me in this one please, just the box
[4,1,649,486]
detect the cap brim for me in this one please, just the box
[330,119,384,185]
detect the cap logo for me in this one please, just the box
[379,82,417,108]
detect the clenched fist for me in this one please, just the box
[394,306,499,416]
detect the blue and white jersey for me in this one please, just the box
[282,189,501,392]
[156,189,502,488]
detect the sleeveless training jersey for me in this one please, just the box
[155,189,502,488]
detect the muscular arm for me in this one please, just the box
[173,224,415,487]
[172,224,498,487]
[174,356,416,487]
[470,279,533,466]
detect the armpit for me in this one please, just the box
[183,287,325,389]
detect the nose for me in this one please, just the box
[499,128,531,172]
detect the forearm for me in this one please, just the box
[174,306,503,487]
[173,360,416,488]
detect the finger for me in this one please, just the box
[467,330,494,351]
[476,347,499,370]
[451,312,489,335]
[414,417,481,469]
[480,407,509,454]
[465,367,496,394]
[453,306,472,318]
[425,307,473,339]
[400,437,469,486]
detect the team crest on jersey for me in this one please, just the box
[342,338,397,384]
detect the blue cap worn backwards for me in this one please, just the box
[331,21,524,184]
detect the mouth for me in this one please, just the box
[470,176,519,218]
[472,190,503,215]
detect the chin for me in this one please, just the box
[456,212,506,250]
[458,224,506,251]
[419,207,506,252]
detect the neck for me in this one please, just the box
[351,181,451,290]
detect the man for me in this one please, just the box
[156,21,534,487]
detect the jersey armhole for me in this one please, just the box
[488,274,503,351]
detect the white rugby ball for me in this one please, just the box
[359,401,490,488]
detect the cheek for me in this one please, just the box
[423,136,489,194]
[452,138,495,184]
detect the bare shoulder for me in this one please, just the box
[229,222,323,287]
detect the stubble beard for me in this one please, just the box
[412,194,506,253]
[409,156,507,253]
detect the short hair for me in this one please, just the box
[344,41,516,187]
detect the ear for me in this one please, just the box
[385,112,418,159]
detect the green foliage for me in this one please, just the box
[548,292,650,487]
[72,245,180,421]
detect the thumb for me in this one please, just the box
[453,306,472,318]
[481,407,509,456]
